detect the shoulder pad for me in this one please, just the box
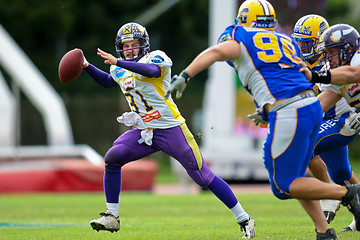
[350,50,360,66]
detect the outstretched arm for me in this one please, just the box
[97,48,161,78]
[297,57,360,85]
[165,40,241,99]
[82,55,117,88]
[328,65,360,85]
[185,40,241,78]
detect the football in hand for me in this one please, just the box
[58,48,84,83]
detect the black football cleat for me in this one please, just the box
[341,184,360,231]
[316,228,337,240]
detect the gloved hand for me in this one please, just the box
[165,70,190,99]
[349,112,360,131]
[248,107,268,126]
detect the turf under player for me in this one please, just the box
[165,1,360,239]
[82,22,255,238]
[292,15,360,225]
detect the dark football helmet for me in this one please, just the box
[317,24,360,67]
[115,22,150,61]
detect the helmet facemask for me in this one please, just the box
[115,39,148,62]
[293,37,318,61]
[319,44,354,68]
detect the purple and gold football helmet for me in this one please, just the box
[115,22,150,61]
[317,24,360,67]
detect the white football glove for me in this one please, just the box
[248,107,268,126]
[165,70,190,99]
[349,112,360,131]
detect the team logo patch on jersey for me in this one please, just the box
[123,77,135,91]
[114,67,126,78]
[347,83,360,97]
[218,33,232,43]
[141,110,162,122]
[151,55,164,64]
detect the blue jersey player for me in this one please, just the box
[82,22,255,238]
[166,1,360,239]
[292,14,332,184]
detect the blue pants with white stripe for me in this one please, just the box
[313,113,358,185]
[263,98,322,199]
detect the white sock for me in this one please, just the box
[230,202,249,223]
[349,217,356,231]
[106,203,119,217]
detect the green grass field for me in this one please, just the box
[1,191,360,240]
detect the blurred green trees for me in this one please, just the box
[0,0,209,154]
[0,0,359,156]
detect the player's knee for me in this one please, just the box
[194,179,209,188]
[188,172,210,188]
[104,145,128,167]
[186,167,215,188]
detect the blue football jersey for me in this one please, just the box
[218,25,313,108]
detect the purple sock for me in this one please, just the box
[207,176,238,209]
[104,165,122,203]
